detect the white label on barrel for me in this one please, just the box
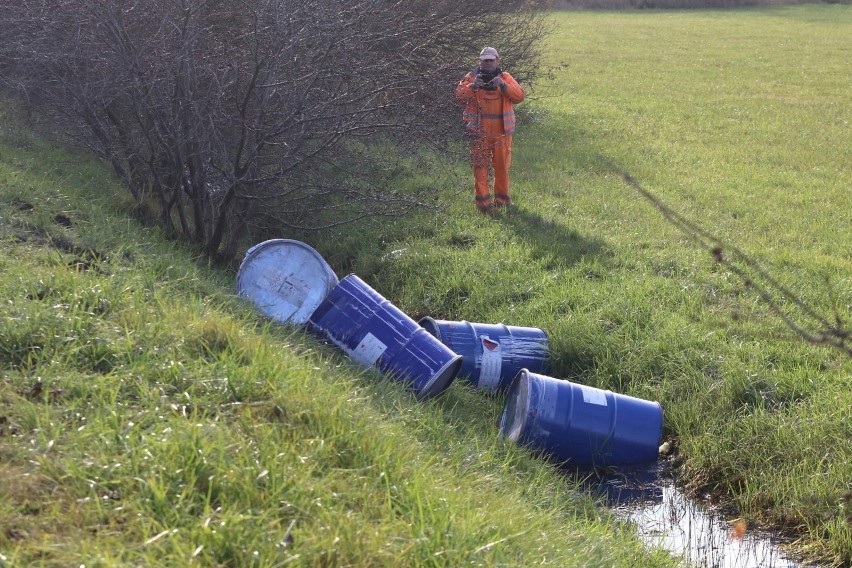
[580,385,607,406]
[351,332,387,367]
[479,335,502,391]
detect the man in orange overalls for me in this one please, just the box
[455,47,526,214]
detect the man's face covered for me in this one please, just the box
[479,58,498,74]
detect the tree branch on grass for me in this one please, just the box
[617,167,851,357]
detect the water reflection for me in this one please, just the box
[584,464,819,568]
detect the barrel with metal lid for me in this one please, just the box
[418,318,550,393]
[500,369,663,466]
[309,274,462,399]
[236,239,338,325]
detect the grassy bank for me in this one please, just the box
[0,117,674,563]
[308,5,852,565]
[1,4,850,567]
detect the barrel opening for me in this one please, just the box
[500,369,529,442]
[417,317,441,341]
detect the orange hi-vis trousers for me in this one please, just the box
[471,89,513,213]
[472,133,513,213]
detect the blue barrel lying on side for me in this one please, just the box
[500,370,662,466]
[235,239,339,326]
[418,318,550,393]
[308,274,462,400]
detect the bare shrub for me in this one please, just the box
[0,0,546,262]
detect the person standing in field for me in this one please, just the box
[455,47,526,215]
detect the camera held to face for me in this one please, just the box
[477,68,502,91]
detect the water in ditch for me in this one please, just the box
[585,462,820,568]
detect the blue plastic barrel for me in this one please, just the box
[418,318,550,393]
[236,239,338,325]
[308,274,462,399]
[500,370,662,466]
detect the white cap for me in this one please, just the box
[479,47,499,60]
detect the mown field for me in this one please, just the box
[1,4,850,567]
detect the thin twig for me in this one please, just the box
[611,162,850,357]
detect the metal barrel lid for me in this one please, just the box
[236,239,338,325]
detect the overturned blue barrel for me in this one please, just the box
[236,239,339,325]
[308,274,462,399]
[418,318,550,393]
[500,370,662,466]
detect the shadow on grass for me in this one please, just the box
[492,206,608,270]
[514,105,616,180]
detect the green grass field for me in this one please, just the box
[1,4,851,567]
[310,5,852,564]
[0,134,674,567]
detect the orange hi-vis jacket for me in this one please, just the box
[455,69,525,137]
[455,68,525,212]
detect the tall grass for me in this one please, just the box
[0,111,674,564]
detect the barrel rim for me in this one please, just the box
[238,238,332,270]
[236,239,338,290]
[417,316,442,341]
[415,353,463,400]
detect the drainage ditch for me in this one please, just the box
[585,462,821,568]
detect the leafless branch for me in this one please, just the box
[616,166,851,357]
[1,0,547,262]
